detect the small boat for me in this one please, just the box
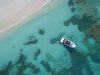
[60,37,76,48]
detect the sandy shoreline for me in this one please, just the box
[0,0,51,34]
[0,0,64,34]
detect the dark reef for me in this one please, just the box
[24,36,38,45]
[38,29,45,35]
[33,49,41,60]
[64,13,97,32]
[16,50,40,75]
[24,39,38,45]
[50,37,58,44]
[26,63,40,74]
[0,61,13,75]
[86,25,100,43]
[16,50,27,75]
[70,7,76,13]
[68,0,75,6]
[40,60,52,73]
[16,49,26,64]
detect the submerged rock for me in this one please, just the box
[45,53,56,62]
[64,20,70,26]
[64,13,97,32]
[50,38,58,44]
[86,25,100,43]
[16,51,27,65]
[0,61,13,75]
[26,63,40,74]
[35,49,41,56]
[32,66,40,74]
[15,51,39,74]
[15,50,27,75]
[68,0,75,6]
[15,50,40,75]
[38,29,45,35]
[40,60,52,73]
[24,39,38,45]
[24,36,38,45]
[16,67,26,75]
[28,36,35,40]
[16,64,40,75]
[71,7,76,13]
[64,15,80,26]
[32,67,40,74]
[70,15,80,25]
[34,49,41,60]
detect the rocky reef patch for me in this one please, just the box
[65,0,100,50]
[24,36,38,45]
[38,28,45,35]
[86,24,100,43]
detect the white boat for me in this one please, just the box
[60,37,76,48]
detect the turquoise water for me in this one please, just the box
[0,0,100,75]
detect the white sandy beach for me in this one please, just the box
[0,0,64,34]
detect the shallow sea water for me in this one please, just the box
[0,0,100,75]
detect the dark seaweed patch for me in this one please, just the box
[16,49,27,75]
[28,36,35,40]
[64,15,80,26]
[16,50,40,75]
[50,37,59,44]
[16,50,27,65]
[69,15,80,25]
[64,20,70,26]
[35,49,41,56]
[26,63,40,74]
[24,39,38,45]
[0,61,13,75]
[40,60,52,73]
[38,29,45,35]
[24,36,38,45]
[16,66,26,75]
[33,49,41,60]
[70,7,76,13]
[64,13,97,32]
[68,0,75,6]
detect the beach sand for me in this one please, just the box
[0,0,64,34]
